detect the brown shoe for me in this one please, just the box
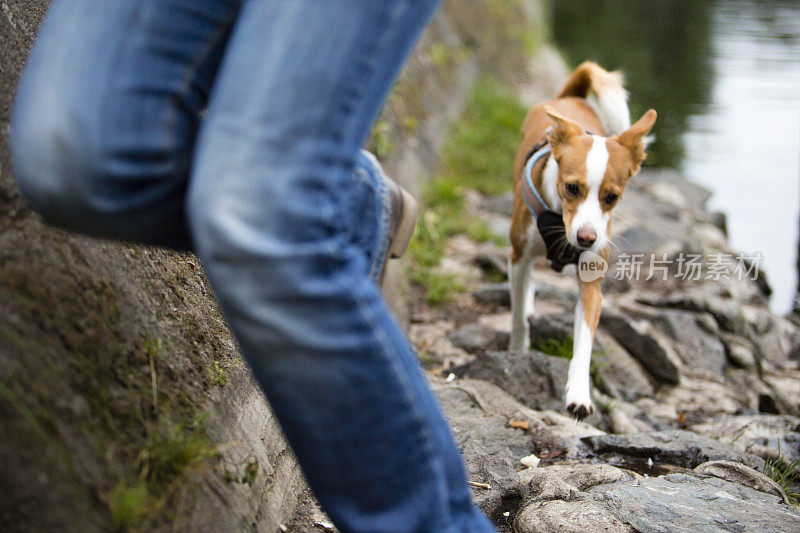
[379,177,418,283]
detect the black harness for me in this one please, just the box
[520,138,584,272]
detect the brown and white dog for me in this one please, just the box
[508,61,656,419]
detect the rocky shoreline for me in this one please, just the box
[404,163,800,531]
[291,45,800,532]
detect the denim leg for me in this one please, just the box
[10,0,241,250]
[349,150,394,284]
[186,1,493,531]
[11,0,401,267]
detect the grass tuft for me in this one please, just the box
[108,481,157,529]
[207,361,228,387]
[763,451,800,504]
[140,414,215,488]
[533,337,574,359]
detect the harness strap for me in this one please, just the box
[520,141,552,218]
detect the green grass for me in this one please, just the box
[108,481,157,529]
[139,413,216,492]
[107,412,216,530]
[533,336,574,359]
[763,452,800,504]
[442,78,528,195]
[206,361,228,387]
[410,269,465,305]
[407,77,526,304]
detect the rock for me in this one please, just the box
[621,304,726,376]
[742,306,800,368]
[657,374,750,416]
[460,351,569,413]
[472,252,509,280]
[719,332,757,369]
[614,227,669,255]
[479,192,514,217]
[439,256,481,281]
[637,168,713,210]
[607,401,658,434]
[432,377,603,464]
[691,414,800,462]
[642,180,692,211]
[515,499,634,533]
[520,463,638,492]
[761,369,800,416]
[464,453,523,524]
[514,464,640,533]
[582,473,800,533]
[708,210,728,235]
[691,223,728,251]
[430,377,604,523]
[636,291,748,336]
[486,214,511,238]
[599,308,681,384]
[584,430,764,470]
[527,314,572,345]
[534,278,578,300]
[627,397,680,428]
[514,457,800,533]
[472,282,510,307]
[478,312,512,333]
[724,368,781,413]
[592,331,655,402]
[518,468,579,501]
[694,460,789,504]
[408,322,474,369]
[448,323,509,354]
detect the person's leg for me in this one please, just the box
[186,1,493,532]
[10,0,242,250]
[11,0,399,266]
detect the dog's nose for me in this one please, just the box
[576,226,597,247]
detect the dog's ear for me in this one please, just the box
[615,109,657,173]
[545,106,584,148]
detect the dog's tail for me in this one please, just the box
[558,61,630,136]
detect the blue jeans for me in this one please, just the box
[10,1,495,532]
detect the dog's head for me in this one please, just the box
[544,106,657,254]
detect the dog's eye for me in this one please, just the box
[604,193,619,205]
[565,183,580,196]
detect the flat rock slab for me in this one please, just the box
[584,473,800,533]
[599,308,682,384]
[691,413,800,462]
[515,463,800,533]
[460,351,569,413]
[584,430,763,470]
[430,377,603,523]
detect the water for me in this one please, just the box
[550,0,800,313]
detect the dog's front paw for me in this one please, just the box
[565,381,593,421]
[566,401,594,421]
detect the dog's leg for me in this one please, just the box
[565,276,602,419]
[509,249,534,351]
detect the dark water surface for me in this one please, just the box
[550,0,800,313]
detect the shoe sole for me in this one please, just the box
[388,188,418,259]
